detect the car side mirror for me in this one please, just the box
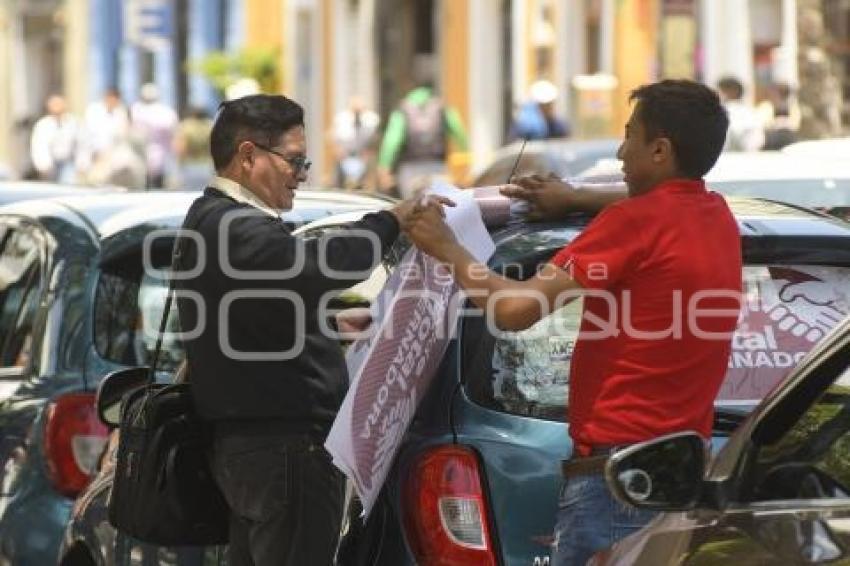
[605,431,706,511]
[96,366,151,427]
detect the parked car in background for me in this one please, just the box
[69,196,850,565]
[0,188,391,566]
[594,314,850,565]
[0,181,123,207]
[577,152,850,221]
[472,138,620,186]
[707,152,850,221]
[782,136,850,159]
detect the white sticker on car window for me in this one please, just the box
[719,266,850,403]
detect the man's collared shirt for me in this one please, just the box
[209,175,280,218]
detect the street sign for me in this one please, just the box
[124,0,173,51]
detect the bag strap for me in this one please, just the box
[148,201,216,382]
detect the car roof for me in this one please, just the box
[0,188,393,240]
[489,196,850,266]
[291,210,372,234]
[0,181,124,206]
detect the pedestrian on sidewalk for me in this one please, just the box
[131,83,179,188]
[172,106,214,189]
[406,79,742,566]
[330,95,380,190]
[508,79,571,141]
[175,94,443,566]
[377,62,467,198]
[80,87,146,189]
[718,76,764,152]
[29,94,80,183]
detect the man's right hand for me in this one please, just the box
[500,173,577,221]
[501,174,627,220]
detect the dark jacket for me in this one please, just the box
[176,188,399,431]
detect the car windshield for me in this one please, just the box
[464,230,850,426]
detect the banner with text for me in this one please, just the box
[325,183,495,515]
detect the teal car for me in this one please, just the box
[342,199,850,565]
[67,195,850,565]
[0,188,393,566]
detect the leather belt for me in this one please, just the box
[561,455,609,479]
[561,446,622,479]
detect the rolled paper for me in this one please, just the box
[471,185,512,227]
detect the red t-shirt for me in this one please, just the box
[550,179,742,451]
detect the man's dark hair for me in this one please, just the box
[210,94,304,171]
[717,76,744,100]
[630,80,729,179]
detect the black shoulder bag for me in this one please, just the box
[108,210,229,545]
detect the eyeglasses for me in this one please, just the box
[253,142,312,174]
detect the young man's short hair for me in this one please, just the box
[210,95,305,171]
[630,80,729,179]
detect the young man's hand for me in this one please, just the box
[500,173,577,221]
[389,195,455,231]
[501,174,627,219]
[404,203,459,262]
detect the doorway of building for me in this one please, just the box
[374,0,437,121]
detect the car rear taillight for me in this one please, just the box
[402,445,498,566]
[44,393,109,498]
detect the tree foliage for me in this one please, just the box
[188,48,281,94]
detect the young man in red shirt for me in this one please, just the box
[405,80,742,565]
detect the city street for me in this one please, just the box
[0,1,848,565]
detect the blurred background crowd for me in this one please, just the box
[0,0,847,195]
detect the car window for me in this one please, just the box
[94,267,184,373]
[465,260,850,424]
[0,227,42,368]
[750,363,850,503]
[721,266,850,405]
[484,300,582,420]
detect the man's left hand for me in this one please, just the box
[390,195,455,231]
[405,204,459,262]
[335,307,373,334]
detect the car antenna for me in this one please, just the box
[506,138,528,183]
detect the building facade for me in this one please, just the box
[1,1,845,183]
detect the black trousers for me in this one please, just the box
[210,425,346,566]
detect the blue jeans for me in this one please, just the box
[552,472,657,566]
